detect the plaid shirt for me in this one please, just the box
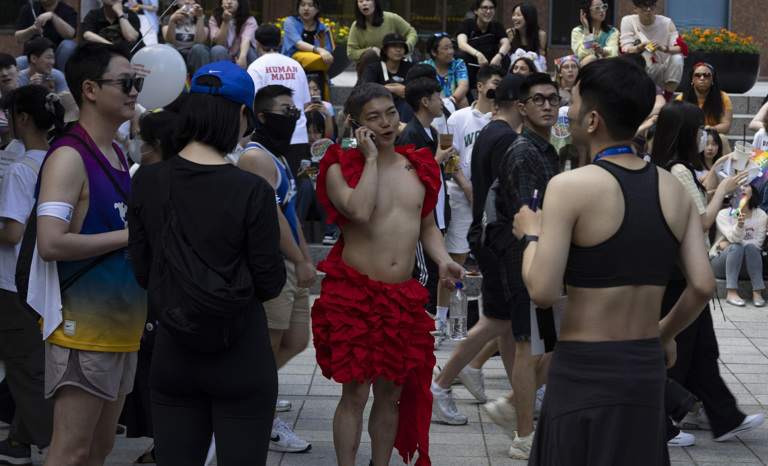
[497,126,561,298]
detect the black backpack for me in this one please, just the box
[16,133,125,318]
[154,161,254,352]
[467,177,518,258]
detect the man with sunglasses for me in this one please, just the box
[619,0,684,102]
[248,24,311,176]
[236,85,315,455]
[494,72,560,460]
[33,43,146,465]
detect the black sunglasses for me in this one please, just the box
[94,77,144,94]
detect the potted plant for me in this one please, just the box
[677,27,762,94]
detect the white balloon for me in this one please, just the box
[131,44,187,110]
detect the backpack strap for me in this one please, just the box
[16,156,41,175]
[62,133,129,202]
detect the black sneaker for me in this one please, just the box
[0,438,32,466]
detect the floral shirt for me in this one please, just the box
[423,58,468,99]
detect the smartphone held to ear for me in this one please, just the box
[351,121,377,146]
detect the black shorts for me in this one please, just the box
[529,338,670,466]
[475,248,531,340]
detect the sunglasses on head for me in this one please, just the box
[693,72,712,79]
[94,76,144,94]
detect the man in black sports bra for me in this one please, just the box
[511,57,715,465]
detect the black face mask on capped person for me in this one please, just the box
[253,111,299,154]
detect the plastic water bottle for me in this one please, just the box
[449,282,468,340]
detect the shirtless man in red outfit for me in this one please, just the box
[312,82,464,466]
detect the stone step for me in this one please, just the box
[307,243,483,296]
[715,278,766,300]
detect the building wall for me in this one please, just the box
[1,0,764,80]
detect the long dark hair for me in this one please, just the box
[651,100,706,170]
[354,0,384,29]
[509,3,542,53]
[701,128,722,170]
[294,0,321,24]
[682,63,724,127]
[578,0,612,34]
[213,0,252,37]
[5,85,65,139]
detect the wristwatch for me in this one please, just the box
[121,12,130,20]
[525,235,539,244]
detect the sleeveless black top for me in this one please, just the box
[564,160,680,288]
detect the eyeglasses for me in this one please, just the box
[94,77,144,94]
[269,106,301,119]
[478,6,495,12]
[589,4,608,11]
[694,72,712,79]
[637,3,656,11]
[521,93,561,106]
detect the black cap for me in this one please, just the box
[382,33,407,48]
[488,73,526,102]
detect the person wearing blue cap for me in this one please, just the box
[128,60,286,465]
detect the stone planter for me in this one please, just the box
[328,44,352,79]
[677,51,761,94]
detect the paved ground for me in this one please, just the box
[22,295,767,465]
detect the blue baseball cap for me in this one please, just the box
[190,61,256,124]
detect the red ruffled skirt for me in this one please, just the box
[311,242,435,465]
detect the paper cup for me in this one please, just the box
[583,34,595,49]
[733,142,754,172]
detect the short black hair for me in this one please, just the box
[175,76,245,154]
[255,24,281,49]
[476,64,505,85]
[632,0,656,7]
[575,58,655,141]
[295,0,320,22]
[306,110,326,135]
[405,64,438,84]
[254,84,294,115]
[65,42,131,107]
[518,72,557,102]
[4,84,65,138]
[344,82,392,121]
[0,53,16,68]
[139,110,180,160]
[472,0,496,10]
[405,77,441,111]
[426,32,453,56]
[621,52,646,71]
[24,36,55,62]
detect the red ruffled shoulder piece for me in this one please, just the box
[316,144,442,228]
[676,36,688,57]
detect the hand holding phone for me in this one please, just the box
[351,120,377,154]
[311,95,321,104]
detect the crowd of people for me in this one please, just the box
[0,0,765,465]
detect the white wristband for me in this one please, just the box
[38,201,74,224]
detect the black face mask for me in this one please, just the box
[255,112,299,154]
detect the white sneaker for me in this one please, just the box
[484,396,517,440]
[714,413,765,442]
[667,430,695,447]
[275,399,292,412]
[269,419,311,453]
[322,235,337,245]
[534,384,546,419]
[431,318,448,349]
[675,408,711,431]
[508,430,534,460]
[457,365,486,403]
[431,387,468,425]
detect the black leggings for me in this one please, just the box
[150,309,277,465]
